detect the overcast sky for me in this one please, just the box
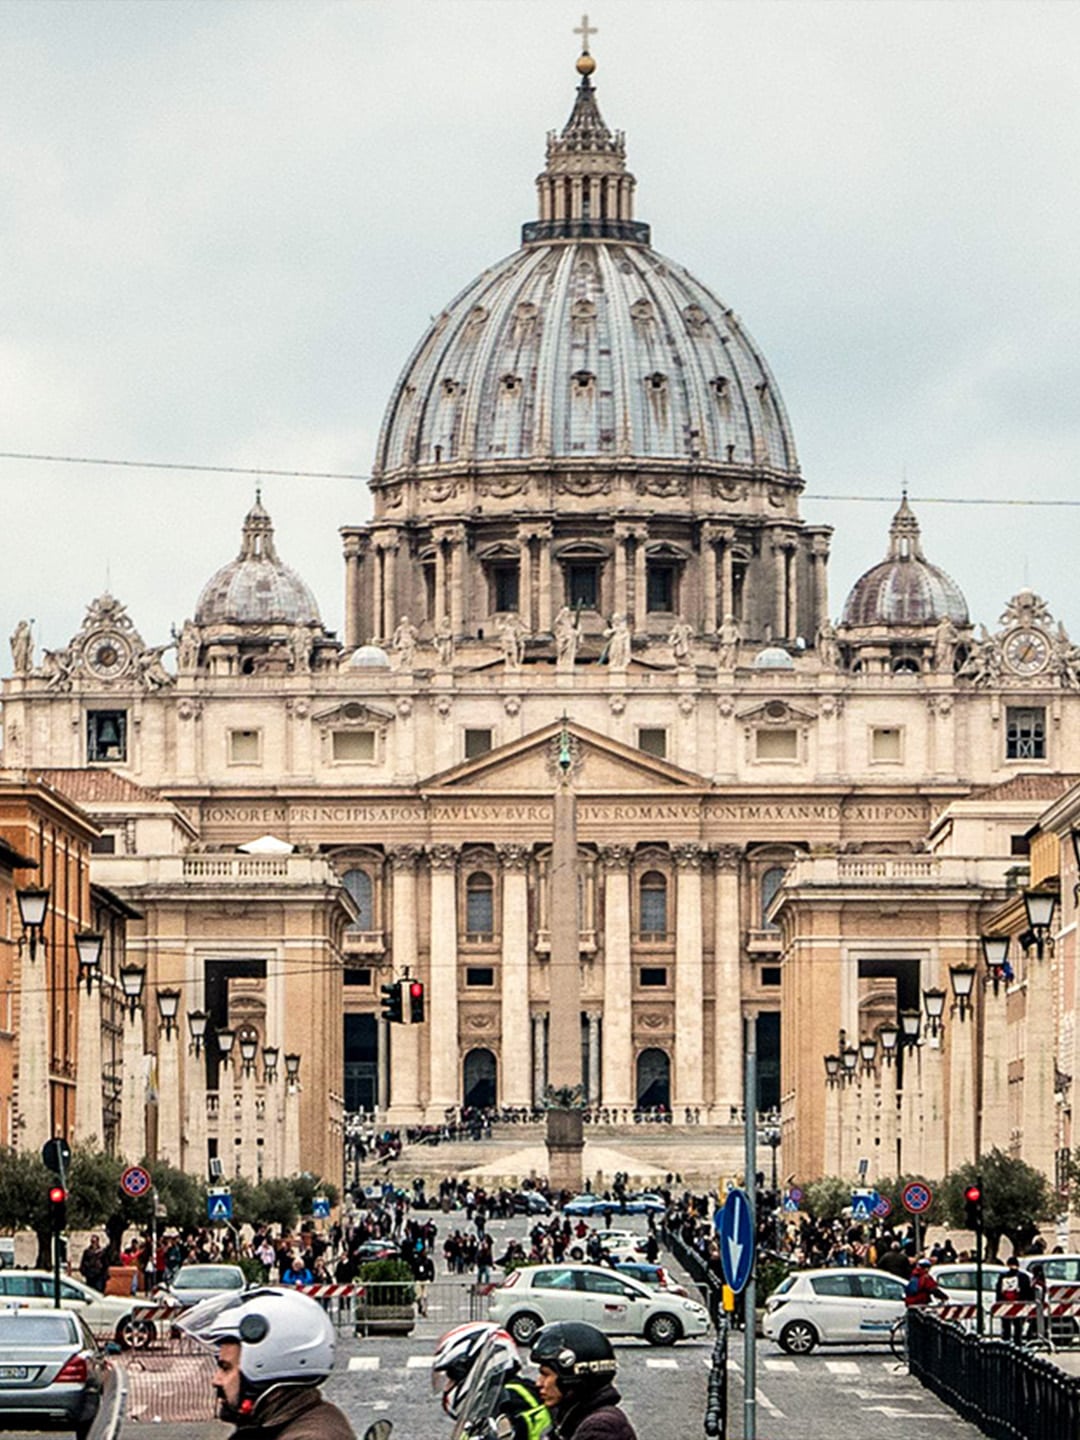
[3,0,1080,661]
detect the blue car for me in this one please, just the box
[562,1195,607,1217]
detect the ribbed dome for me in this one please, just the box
[375,243,798,477]
[375,61,797,480]
[195,498,321,627]
[841,497,968,629]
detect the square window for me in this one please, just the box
[229,729,261,764]
[1010,834,1031,857]
[646,564,674,612]
[638,728,667,759]
[87,710,127,763]
[871,727,902,762]
[466,966,495,987]
[639,967,668,987]
[1006,707,1045,760]
[567,564,599,610]
[91,833,117,855]
[492,565,519,613]
[756,728,798,761]
[465,729,493,759]
[344,968,372,987]
[333,729,375,762]
[761,966,782,987]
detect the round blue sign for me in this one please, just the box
[902,1181,932,1215]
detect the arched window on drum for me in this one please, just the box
[342,869,374,931]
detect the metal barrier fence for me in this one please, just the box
[909,1307,1080,1440]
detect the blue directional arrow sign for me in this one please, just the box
[207,1193,233,1223]
[715,1186,754,1294]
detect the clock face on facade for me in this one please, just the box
[1004,626,1051,676]
[84,631,132,680]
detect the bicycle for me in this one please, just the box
[889,1314,908,1363]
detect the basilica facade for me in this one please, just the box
[4,44,1080,1196]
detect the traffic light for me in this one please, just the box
[408,979,425,1023]
[380,980,404,1024]
[964,1181,983,1231]
[48,1185,67,1233]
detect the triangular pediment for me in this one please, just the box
[423,720,709,794]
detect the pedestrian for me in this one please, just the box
[280,1253,314,1288]
[995,1256,1035,1343]
[904,1257,947,1308]
[79,1235,107,1293]
[531,1321,638,1440]
[181,1287,355,1438]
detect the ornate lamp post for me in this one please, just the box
[878,1021,900,1177]
[1021,888,1059,1176]
[283,1053,302,1176]
[73,930,104,1145]
[154,988,182,1165]
[216,1027,236,1180]
[16,886,49,961]
[14,885,50,1149]
[922,987,947,1179]
[979,937,1010,1153]
[237,1030,260,1179]
[118,963,146,1162]
[185,1010,209,1179]
[948,965,977,1169]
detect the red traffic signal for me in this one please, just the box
[964,1184,981,1203]
[964,1181,983,1230]
[408,980,425,1024]
[48,1185,67,1230]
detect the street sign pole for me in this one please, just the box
[743,1014,757,1440]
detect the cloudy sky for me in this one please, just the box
[3,0,1079,660]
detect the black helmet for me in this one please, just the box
[529,1322,617,1388]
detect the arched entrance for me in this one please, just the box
[463,1048,497,1109]
[636,1048,670,1110]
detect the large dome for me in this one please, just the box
[195,497,322,627]
[374,61,797,480]
[842,496,968,629]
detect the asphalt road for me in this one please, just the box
[2,1211,987,1440]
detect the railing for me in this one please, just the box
[183,856,291,880]
[909,1307,1080,1440]
[838,857,938,881]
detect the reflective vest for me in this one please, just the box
[502,1380,552,1440]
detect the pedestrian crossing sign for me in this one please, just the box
[207,1193,233,1222]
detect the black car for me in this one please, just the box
[0,1310,107,1440]
[510,1191,551,1215]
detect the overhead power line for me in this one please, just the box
[0,448,1077,506]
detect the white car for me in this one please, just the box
[930,1262,1007,1334]
[0,1269,153,1348]
[763,1267,906,1353]
[489,1262,710,1346]
[591,1230,649,1257]
[156,1263,246,1309]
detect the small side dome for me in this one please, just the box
[842,496,968,629]
[348,644,392,669]
[195,497,321,627]
[753,645,795,670]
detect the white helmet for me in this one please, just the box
[180,1287,335,1400]
[432,1322,520,1417]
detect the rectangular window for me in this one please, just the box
[871,727,902,762]
[466,966,495,987]
[466,889,494,936]
[646,564,675,612]
[465,729,493,759]
[756,728,798,761]
[639,967,668,987]
[761,966,782,987]
[493,565,520,613]
[638,728,667,759]
[229,729,261,764]
[91,833,117,855]
[567,564,599,610]
[333,729,375,762]
[344,968,372,987]
[1010,834,1031,857]
[87,710,127,763]
[1006,707,1045,760]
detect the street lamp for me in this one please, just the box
[981,934,1010,992]
[16,886,49,962]
[923,986,947,1038]
[75,930,103,994]
[900,1008,921,1045]
[187,1010,208,1055]
[841,1044,859,1081]
[878,1021,899,1062]
[1023,887,1057,959]
[119,962,146,1019]
[239,1033,258,1075]
[262,1046,279,1082]
[156,987,181,1037]
[284,1052,301,1084]
[949,964,976,1019]
[824,1053,841,1085]
[859,1037,877,1071]
[216,1028,236,1066]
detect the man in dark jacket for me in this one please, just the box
[531,1321,637,1440]
[995,1255,1036,1343]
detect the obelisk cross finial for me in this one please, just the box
[574,13,597,55]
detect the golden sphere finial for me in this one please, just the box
[576,52,596,76]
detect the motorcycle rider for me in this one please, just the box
[530,1321,638,1440]
[432,1321,550,1440]
[180,1286,356,1440]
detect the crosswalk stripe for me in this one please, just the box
[407,1356,431,1368]
[825,1360,860,1374]
[763,1358,797,1371]
[645,1358,678,1369]
[348,1357,381,1371]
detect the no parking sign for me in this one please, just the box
[902,1181,933,1215]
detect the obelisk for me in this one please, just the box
[545,719,584,1192]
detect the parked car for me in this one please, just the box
[590,1230,649,1259]
[155,1263,246,1309]
[0,1310,108,1439]
[489,1262,709,1346]
[1019,1254,1080,1343]
[510,1191,552,1215]
[622,1193,667,1216]
[562,1195,607,1217]
[0,1270,150,1349]
[0,1237,16,1269]
[762,1267,907,1353]
[351,1240,401,1263]
[930,1262,1007,1334]
[615,1261,689,1297]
